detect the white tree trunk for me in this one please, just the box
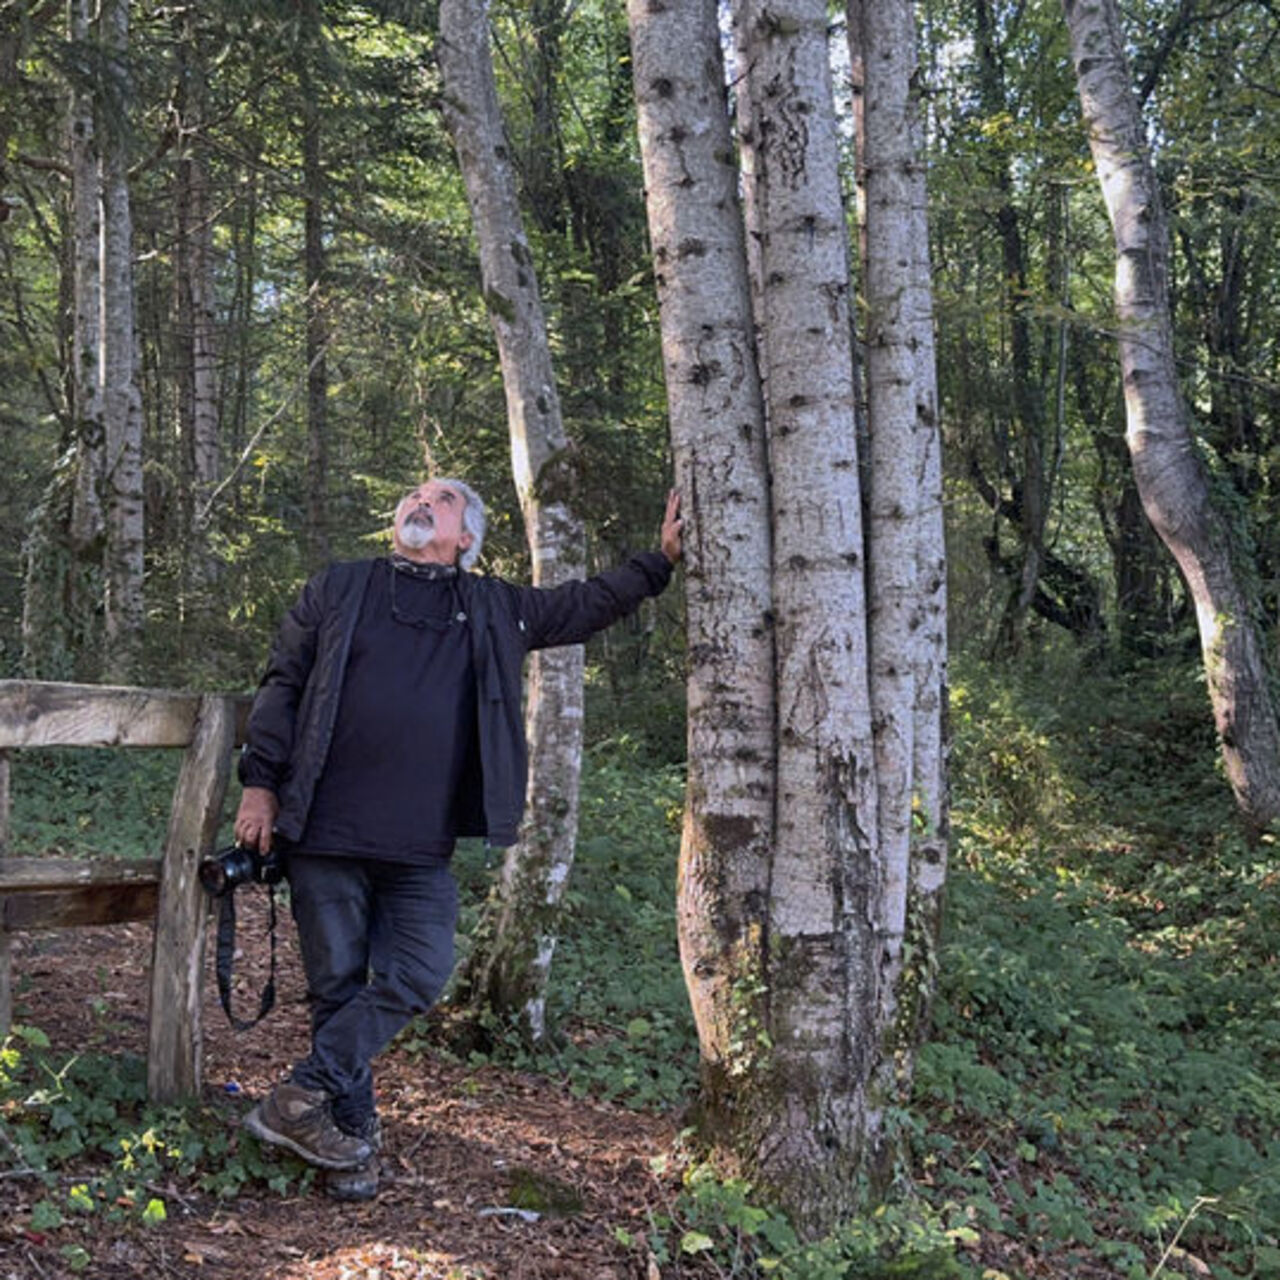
[734,0,882,1225]
[627,0,775,1121]
[100,0,145,682]
[1064,0,1280,829]
[439,0,587,1042]
[855,0,949,1103]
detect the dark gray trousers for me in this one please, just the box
[285,853,457,1131]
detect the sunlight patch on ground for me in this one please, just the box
[278,1241,486,1279]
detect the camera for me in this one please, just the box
[198,843,284,897]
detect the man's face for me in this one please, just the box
[392,481,472,564]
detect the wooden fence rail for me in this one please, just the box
[0,680,250,1102]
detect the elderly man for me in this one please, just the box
[235,479,682,1200]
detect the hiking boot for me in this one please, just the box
[324,1116,382,1203]
[242,1082,373,1171]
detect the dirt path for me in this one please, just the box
[1,892,687,1279]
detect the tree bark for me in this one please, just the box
[627,0,775,1138]
[22,0,103,677]
[173,6,220,592]
[100,0,145,682]
[68,0,103,561]
[298,1,330,571]
[439,0,588,1043]
[855,0,949,1106]
[734,0,882,1229]
[1064,0,1280,829]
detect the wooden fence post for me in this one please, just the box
[0,748,10,1035]
[147,695,236,1102]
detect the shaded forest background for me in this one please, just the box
[4,0,1278,706]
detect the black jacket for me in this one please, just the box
[239,551,673,848]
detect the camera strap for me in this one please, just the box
[213,883,278,1031]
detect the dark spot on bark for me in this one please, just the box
[789,554,810,571]
[677,238,707,259]
[653,77,673,98]
[703,812,761,855]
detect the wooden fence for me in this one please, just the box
[0,680,250,1102]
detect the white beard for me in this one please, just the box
[399,519,433,550]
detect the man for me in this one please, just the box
[235,479,683,1201]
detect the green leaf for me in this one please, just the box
[60,1246,91,1274]
[680,1230,716,1254]
[141,1198,167,1226]
[29,1200,64,1230]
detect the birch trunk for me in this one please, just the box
[735,0,881,1226]
[439,0,588,1043]
[627,0,775,1130]
[855,0,949,1093]
[100,0,145,682]
[1064,0,1280,829]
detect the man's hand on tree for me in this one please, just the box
[661,489,684,564]
[235,786,279,853]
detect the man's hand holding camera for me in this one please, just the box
[236,786,279,853]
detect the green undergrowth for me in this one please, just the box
[8,746,181,858]
[0,1025,310,1257]
[929,653,1280,1278]
[445,734,697,1109]
[6,653,1280,1277]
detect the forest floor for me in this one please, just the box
[0,892,690,1280]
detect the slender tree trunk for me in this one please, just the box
[973,0,1049,657]
[174,7,220,594]
[855,0,949,1096]
[1064,0,1280,829]
[439,0,588,1043]
[69,0,104,558]
[100,0,144,682]
[23,0,101,677]
[734,0,883,1229]
[298,2,329,571]
[627,0,775,1133]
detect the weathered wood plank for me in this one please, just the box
[0,929,8,1036]
[0,857,162,890]
[0,749,9,849]
[0,680,201,748]
[147,695,236,1102]
[3,883,160,930]
[1,748,9,1033]
[0,681,252,749]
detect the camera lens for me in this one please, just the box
[199,856,231,895]
[199,845,258,897]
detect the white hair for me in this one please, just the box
[430,477,486,570]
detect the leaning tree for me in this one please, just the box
[1064,0,1280,831]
